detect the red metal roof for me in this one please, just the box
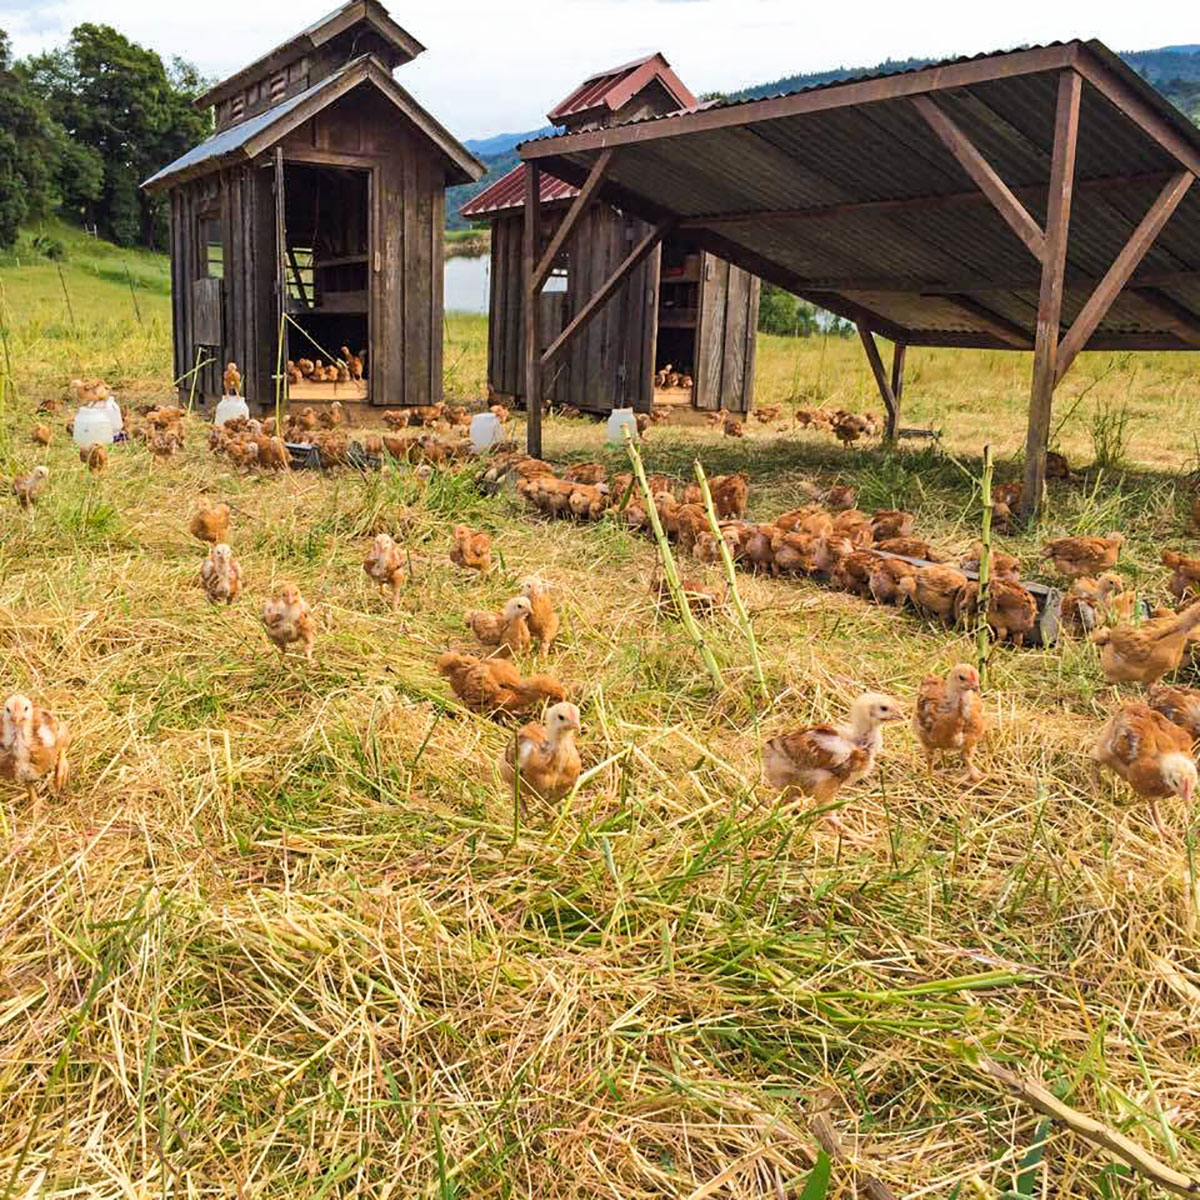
[459,163,579,220]
[546,52,697,124]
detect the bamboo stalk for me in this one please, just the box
[186,344,204,415]
[623,429,724,691]
[693,459,767,702]
[125,265,143,326]
[976,443,994,683]
[56,263,76,330]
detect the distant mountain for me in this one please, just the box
[448,41,1200,230]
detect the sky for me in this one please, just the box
[1,0,1192,140]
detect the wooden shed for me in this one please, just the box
[460,55,760,416]
[143,0,484,411]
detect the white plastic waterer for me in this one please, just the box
[72,405,116,447]
[606,407,638,444]
[215,395,250,426]
[100,396,123,436]
[469,411,502,453]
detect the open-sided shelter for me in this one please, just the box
[518,40,1200,512]
[461,55,760,418]
[144,0,484,411]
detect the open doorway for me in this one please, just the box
[282,163,371,401]
[654,235,701,405]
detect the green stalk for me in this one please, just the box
[186,344,204,415]
[693,459,767,701]
[976,443,994,683]
[623,428,724,691]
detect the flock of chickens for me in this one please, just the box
[5,383,1200,840]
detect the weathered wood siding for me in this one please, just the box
[695,255,760,414]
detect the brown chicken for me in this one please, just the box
[1,693,70,803]
[261,584,315,662]
[562,461,605,485]
[363,533,407,608]
[1042,532,1124,580]
[868,556,917,606]
[490,404,510,423]
[955,579,1038,645]
[753,405,782,424]
[763,693,904,837]
[340,346,364,380]
[742,524,778,574]
[79,444,107,474]
[876,536,939,561]
[654,575,727,618]
[1092,703,1196,834]
[992,481,1023,528]
[1147,684,1200,742]
[913,664,987,781]
[12,466,49,508]
[499,702,582,803]
[189,501,230,545]
[1063,573,1134,632]
[776,506,833,537]
[521,576,559,653]
[1162,550,1200,602]
[870,509,916,542]
[723,415,744,438]
[200,543,243,605]
[450,525,492,574]
[1046,450,1071,480]
[1091,602,1200,685]
[437,652,566,716]
[960,541,1021,582]
[825,485,857,511]
[710,472,749,519]
[832,509,873,546]
[832,412,872,447]
[465,596,534,656]
[31,423,52,446]
[832,549,882,597]
[382,409,411,430]
[223,361,242,395]
[898,565,968,621]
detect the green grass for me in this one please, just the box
[1,234,1199,1197]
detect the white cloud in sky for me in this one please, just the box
[2,0,1192,139]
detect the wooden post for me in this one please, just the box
[857,326,899,440]
[1022,70,1081,520]
[523,164,542,458]
[890,342,906,438]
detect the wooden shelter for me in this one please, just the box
[144,0,483,411]
[461,56,760,417]
[519,40,1200,512]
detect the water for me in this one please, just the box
[444,254,490,314]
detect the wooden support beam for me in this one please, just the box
[858,326,899,440]
[523,163,543,457]
[1132,288,1200,347]
[890,342,906,425]
[541,218,674,368]
[911,94,1047,261]
[1055,171,1195,383]
[531,149,614,296]
[1023,71,1081,519]
[941,294,1034,348]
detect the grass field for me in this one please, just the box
[3,231,1200,1198]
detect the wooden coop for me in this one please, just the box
[460,55,760,418]
[143,0,483,412]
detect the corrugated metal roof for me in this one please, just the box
[459,163,578,220]
[546,52,696,123]
[548,55,658,122]
[520,39,1200,352]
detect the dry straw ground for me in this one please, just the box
[3,238,1200,1197]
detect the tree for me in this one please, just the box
[758,283,817,337]
[0,29,59,248]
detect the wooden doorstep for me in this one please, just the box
[288,380,369,401]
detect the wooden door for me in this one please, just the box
[694,254,728,411]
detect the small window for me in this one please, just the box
[198,214,224,280]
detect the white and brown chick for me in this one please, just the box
[450,524,492,574]
[200,543,243,605]
[1,693,70,803]
[499,701,582,803]
[363,533,406,608]
[12,466,49,508]
[913,664,987,782]
[262,584,315,662]
[465,596,534,657]
[521,576,559,653]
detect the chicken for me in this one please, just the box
[960,541,1021,582]
[763,693,904,837]
[318,401,343,430]
[832,412,871,447]
[723,415,744,438]
[868,556,917,606]
[1092,602,1200,685]
[913,664,987,781]
[521,577,559,653]
[499,702,582,804]
[776,506,833,537]
[340,346,364,380]
[223,361,242,395]
[710,472,749,519]
[832,509,873,546]
[363,533,406,608]
[1162,550,1200,602]
[753,405,782,424]
[490,404,510,423]
[654,575,726,618]
[1092,703,1196,835]
[741,524,778,574]
[825,485,857,512]
[79,443,107,474]
[1046,450,1071,480]
[832,549,882,597]
[383,409,411,430]
[12,466,49,508]
[568,484,610,522]
[1063,573,1134,632]
[465,596,534,656]
[450,525,492,574]
[992,481,1023,529]
[199,543,243,605]
[955,580,1038,645]
[261,584,315,662]
[259,436,291,470]
[1042,533,1124,580]
[31,423,52,446]
[898,565,968,621]
[437,652,566,715]
[870,510,915,542]
[876,536,939,561]
[189,501,230,545]
[1,693,70,803]
[1147,684,1200,743]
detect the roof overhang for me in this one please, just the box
[520,40,1200,354]
[145,56,484,194]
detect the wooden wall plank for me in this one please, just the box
[722,266,750,413]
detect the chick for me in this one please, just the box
[261,584,315,662]
[825,485,857,511]
[710,472,749,519]
[223,361,242,395]
[31,423,52,446]
[1,693,70,804]
[465,596,534,657]
[1162,550,1200,602]
[876,536,940,561]
[763,693,904,837]
[362,533,407,609]
[1042,533,1124,580]
[1147,684,1200,742]
[437,652,565,716]
[1092,703,1196,835]
[499,702,582,804]
[653,575,727,618]
[12,466,49,508]
[960,541,1021,582]
[1091,602,1200,685]
[954,579,1038,646]
[189,501,230,545]
[898,565,968,621]
[450,525,492,574]
[200,543,243,605]
[868,556,917,606]
[913,664,987,781]
[80,444,107,474]
[723,415,744,438]
[869,509,915,542]
[521,577,560,653]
